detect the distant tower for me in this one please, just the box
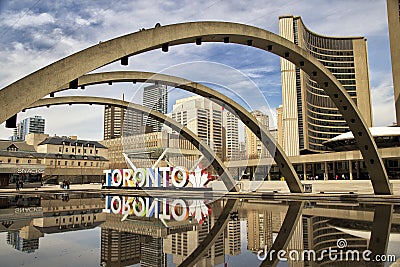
[387,0,400,125]
[245,110,269,159]
[103,106,142,139]
[276,105,284,147]
[223,111,239,160]
[172,96,224,160]
[12,115,45,141]
[279,15,372,155]
[142,84,168,132]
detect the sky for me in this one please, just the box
[0,0,395,141]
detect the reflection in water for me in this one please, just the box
[0,193,398,266]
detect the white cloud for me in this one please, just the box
[1,11,55,28]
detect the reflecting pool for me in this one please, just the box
[0,193,399,266]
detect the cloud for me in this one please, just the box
[1,11,55,29]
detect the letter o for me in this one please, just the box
[171,166,188,187]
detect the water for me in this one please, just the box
[0,193,399,267]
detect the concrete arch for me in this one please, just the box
[0,21,390,194]
[53,71,303,193]
[27,96,238,192]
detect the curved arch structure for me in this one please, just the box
[27,96,238,192]
[0,21,390,194]
[53,71,303,193]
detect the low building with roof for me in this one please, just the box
[0,134,109,188]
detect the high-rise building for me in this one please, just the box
[101,228,141,267]
[279,15,372,155]
[164,201,225,266]
[171,96,224,160]
[143,84,168,132]
[11,116,45,141]
[223,111,239,160]
[246,210,273,253]
[276,105,284,147]
[7,230,39,253]
[245,110,269,159]
[224,212,241,256]
[387,0,400,125]
[104,106,143,140]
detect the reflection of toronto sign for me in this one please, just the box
[103,166,210,188]
[103,196,211,223]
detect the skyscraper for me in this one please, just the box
[245,110,269,159]
[103,106,143,140]
[279,15,372,155]
[101,228,141,267]
[387,0,400,125]
[11,116,45,141]
[171,96,224,160]
[142,84,168,132]
[223,111,239,160]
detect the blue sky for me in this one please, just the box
[0,0,395,140]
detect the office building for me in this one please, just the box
[223,111,239,160]
[279,15,372,155]
[246,210,273,253]
[245,110,269,159]
[387,0,400,125]
[171,96,224,160]
[11,116,45,141]
[101,229,141,267]
[276,105,284,146]
[224,212,241,256]
[104,106,143,140]
[143,84,168,132]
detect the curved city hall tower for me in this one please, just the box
[387,0,400,126]
[279,15,372,155]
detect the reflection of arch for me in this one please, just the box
[369,204,393,266]
[53,71,303,193]
[260,201,303,267]
[179,199,238,266]
[27,96,238,192]
[0,21,390,194]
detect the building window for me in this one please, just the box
[69,218,72,222]
[78,149,81,153]
[8,158,11,163]
[72,148,75,153]
[66,148,68,153]
[56,219,59,224]
[50,160,53,165]
[90,149,93,154]
[37,159,41,164]
[16,159,19,164]
[90,162,93,167]
[71,161,74,166]
[96,162,99,167]
[95,150,98,154]
[78,162,81,166]
[84,149,87,154]
[84,162,87,166]
[58,161,61,165]
[27,159,31,163]
[65,161,67,166]
[59,147,62,152]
